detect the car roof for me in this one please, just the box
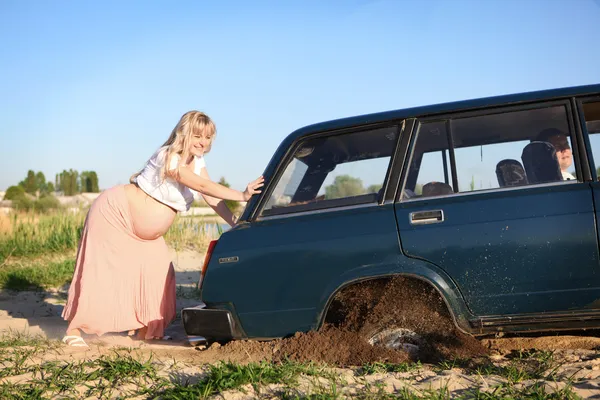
[284,83,600,144]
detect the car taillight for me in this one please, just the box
[197,239,218,291]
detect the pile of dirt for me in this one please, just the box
[325,276,488,362]
[195,277,488,367]
[190,326,409,367]
[274,325,410,365]
[483,334,600,354]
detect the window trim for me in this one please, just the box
[397,99,581,203]
[252,122,403,221]
[382,118,415,204]
[258,198,382,221]
[575,96,600,182]
[400,178,579,204]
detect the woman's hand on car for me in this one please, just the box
[243,176,265,201]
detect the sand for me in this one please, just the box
[3,249,600,398]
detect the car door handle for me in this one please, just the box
[409,210,444,225]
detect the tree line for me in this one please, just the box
[4,169,100,200]
[56,170,100,196]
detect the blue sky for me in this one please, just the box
[1,0,599,192]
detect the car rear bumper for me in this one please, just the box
[181,302,242,342]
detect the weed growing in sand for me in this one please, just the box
[0,331,56,348]
[82,352,159,397]
[0,332,60,379]
[359,361,422,375]
[392,386,452,399]
[435,357,472,372]
[0,348,163,399]
[517,381,581,399]
[363,382,581,399]
[0,347,38,378]
[0,334,583,400]
[463,381,582,399]
[470,350,561,383]
[0,382,45,400]
[158,360,333,399]
[281,376,344,399]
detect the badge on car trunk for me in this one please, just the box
[219,256,239,264]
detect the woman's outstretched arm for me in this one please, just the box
[197,167,239,227]
[168,163,264,202]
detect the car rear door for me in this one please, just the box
[394,100,600,319]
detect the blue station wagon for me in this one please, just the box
[183,84,600,350]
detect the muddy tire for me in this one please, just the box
[366,327,425,359]
[326,276,482,361]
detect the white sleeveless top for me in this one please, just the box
[134,146,206,212]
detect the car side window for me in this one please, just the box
[582,101,600,179]
[260,126,398,217]
[403,104,576,200]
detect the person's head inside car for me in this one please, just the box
[536,128,575,180]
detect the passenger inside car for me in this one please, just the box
[521,141,563,184]
[534,128,576,180]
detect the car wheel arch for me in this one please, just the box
[316,267,474,336]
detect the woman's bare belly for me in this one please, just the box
[123,184,176,240]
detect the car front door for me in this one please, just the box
[202,123,405,338]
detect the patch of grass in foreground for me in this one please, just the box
[359,361,422,375]
[0,383,45,400]
[0,331,56,349]
[0,259,74,291]
[433,350,562,384]
[158,359,334,399]
[354,384,581,399]
[456,382,581,400]
[0,349,162,399]
[0,334,584,400]
[470,350,561,383]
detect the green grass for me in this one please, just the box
[457,382,582,400]
[0,210,222,291]
[359,361,422,375]
[0,332,584,399]
[158,360,334,399]
[0,344,162,399]
[164,215,222,252]
[0,383,46,400]
[0,212,83,263]
[469,350,560,383]
[0,331,56,349]
[0,211,221,266]
[0,259,75,290]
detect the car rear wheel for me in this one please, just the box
[326,276,465,361]
[366,327,425,358]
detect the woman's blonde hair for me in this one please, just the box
[130,111,216,183]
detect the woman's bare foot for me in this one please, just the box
[135,326,148,340]
[66,328,81,337]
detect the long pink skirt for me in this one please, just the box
[62,185,176,339]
